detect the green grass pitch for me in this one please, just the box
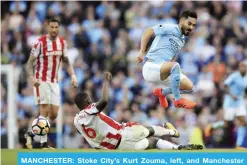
[1,149,246,165]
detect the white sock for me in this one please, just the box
[151,126,175,137]
[40,134,48,144]
[156,139,178,150]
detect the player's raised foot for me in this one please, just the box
[163,122,180,138]
[178,144,203,150]
[173,98,196,109]
[24,132,34,149]
[153,88,168,108]
[40,142,55,150]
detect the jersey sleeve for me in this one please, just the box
[224,73,235,86]
[84,103,99,115]
[152,24,174,36]
[30,40,41,57]
[63,40,68,57]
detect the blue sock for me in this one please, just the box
[162,87,194,95]
[236,126,246,147]
[170,63,181,100]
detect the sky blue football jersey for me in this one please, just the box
[146,23,186,64]
[223,71,247,108]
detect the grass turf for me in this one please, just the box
[1,149,247,165]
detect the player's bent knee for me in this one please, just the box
[170,62,180,72]
[39,104,50,117]
[144,126,155,137]
[49,112,58,121]
[134,138,149,150]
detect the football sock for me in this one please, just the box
[156,139,178,149]
[236,126,246,147]
[170,63,181,101]
[162,87,194,95]
[151,126,175,137]
[40,134,48,144]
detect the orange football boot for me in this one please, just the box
[173,98,196,109]
[153,88,168,108]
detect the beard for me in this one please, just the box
[52,33,57,38]
[181,26,191,36]
[49,32,58,39]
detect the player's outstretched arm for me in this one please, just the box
[96,72,112,112]
[137,28,155,63]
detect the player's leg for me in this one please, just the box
[222,107,236,148]
[235,116,246,148]
[25,83,50,149]
[49,82,60,122]
[147,137,203,150]
[159,62,196,109]
[39,104,53,148]
[235,106,247,148]
[153,76,194,108]
[117,123,178,150]
[144,122,179,138]
[49,105,59,121]
[157,76,194,95]
[40,83,60,148]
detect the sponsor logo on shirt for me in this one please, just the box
[46,50,63,56]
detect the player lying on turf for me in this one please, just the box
[74,72,203,150]
[137,10,198,109]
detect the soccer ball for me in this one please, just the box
[31,117,50,136]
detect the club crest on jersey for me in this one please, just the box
[46,50,63,56]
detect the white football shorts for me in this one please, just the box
[142,61,186,88]
[33,81,60,106]
[117,124,150,150]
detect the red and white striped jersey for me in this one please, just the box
[74,103,123,149]
[30,34,68,83]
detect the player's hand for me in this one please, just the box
[104,72,112,81]
[71,74,78,88]
[31,77,40,88]
[137,51,145,63]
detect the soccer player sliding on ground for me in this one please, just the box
[137,10,198,109]
[74,72,203,150]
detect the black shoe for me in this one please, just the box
[24,132,35,149]
[178,144,203,150]
[40,142,55,150]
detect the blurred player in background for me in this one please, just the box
[223,61,247,148]
[25,18,78,149]
[74,72,203,150]
[137,10,197,109]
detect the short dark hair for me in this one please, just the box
[48,18,60,25]
[74,92,89,110]
[179,10,197,20]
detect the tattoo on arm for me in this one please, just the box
[26,56,37,78]
[62,56,71,65]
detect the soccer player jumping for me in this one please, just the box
[137,10,197,109]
